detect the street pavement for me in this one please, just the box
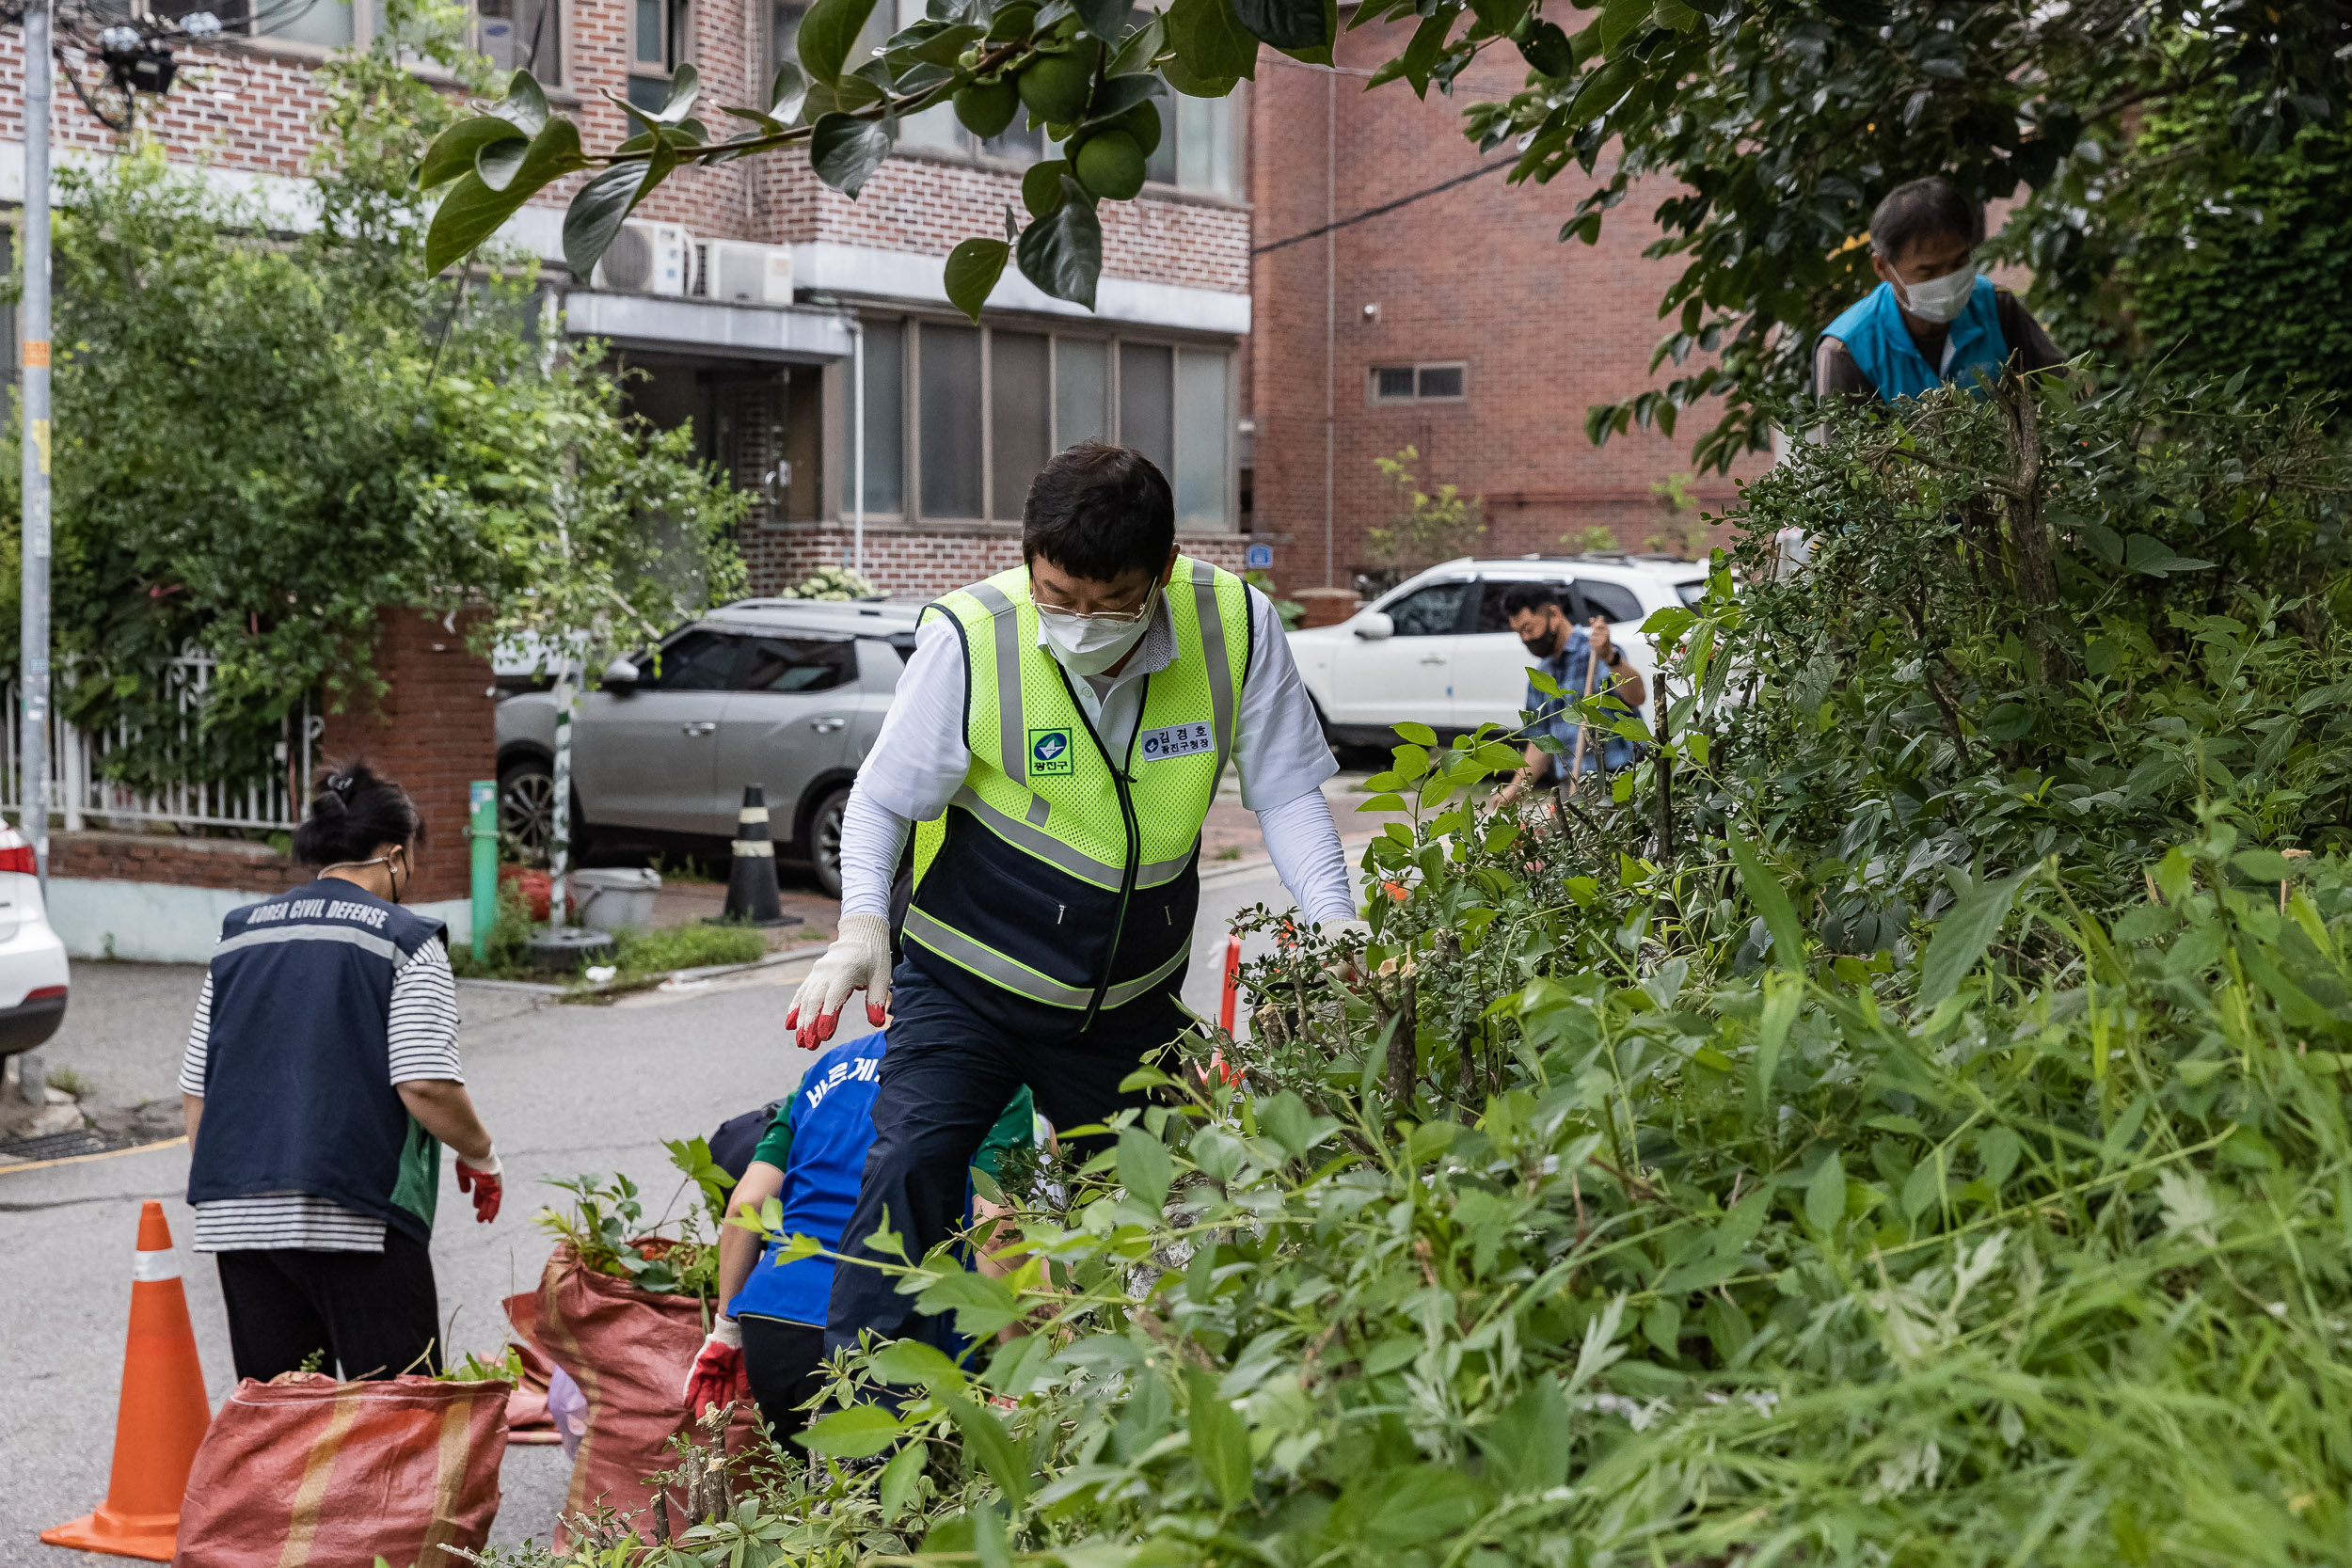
[0,841,1358,1564]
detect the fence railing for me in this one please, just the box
[2,648,320,833]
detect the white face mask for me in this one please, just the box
[1894,261,1979,325]
[1038,588,1155,677]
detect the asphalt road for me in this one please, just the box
[0,848,1337,1564]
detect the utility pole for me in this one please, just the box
[20,0,55,889]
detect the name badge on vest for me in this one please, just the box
[1139,722,1215,762]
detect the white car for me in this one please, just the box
[1289,554,1711,749]
[0,825,70,1061]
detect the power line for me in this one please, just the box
[1250,158,1515,257]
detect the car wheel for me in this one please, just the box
[807,784,850,898]
[498,757,556,864]
[499,758,592,867]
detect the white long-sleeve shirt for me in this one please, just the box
[840,582,1355,927]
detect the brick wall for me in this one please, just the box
[316,610,499,906]
[1248,36,1766,594]
[0,12,1243,295]
[50,831,308,893]
[752,524,1256,599]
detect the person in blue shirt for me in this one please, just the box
[1816,175,2062,404]
[681,1030,1036,1439]
[1488,583,1647,816]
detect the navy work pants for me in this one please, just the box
[822,958,1177,1357]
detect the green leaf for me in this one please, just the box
[798,1403,905,1458]
[420,115,532,191]
[1073,0,1132,40]
[562,161,657,277]
[769,59,811,119]
[491,70,552,134]
[1917,870,2029,1008]
[1977,1126,2022,1189]
[1393,721,1438,746]
[944,238,1009,321]
[1516,17,1572,73]
[1353,1465,1486,1547]
[2122,534,2214,578]
[799,0,880,85]
[914,1269,1026,1338]
[812,112,897,196]
[652,61,703,122]
[1021,158,1072,217]
[1117,1124,1172,1211]
[1166,0,1259,82]
[1727,831,1804,969]
[1185,1368,1253,1510]
[1016,182,1104,307]
[1804,1150,1846,1232]
[1235,0,1327,49]
[423,172,533,276]
[1257,1089,1340,1160]
[944,1392,1031,1505]
[1750,967,1796,1117]
[1471,1377,1569,1493]
[1078,72,1166,126]
[878,1438,927,1519]
[974,1500,1012,1568]
[869,1337,966,1389]
[1901,1151,1943,1219]
[2233,848,2296,881]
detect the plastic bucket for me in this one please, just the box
[569,866,662,931]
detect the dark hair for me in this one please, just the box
[1501,582,1566,618]
[1868,176,1983,261]
[1022,440,1175,582]
[292,761,423,867]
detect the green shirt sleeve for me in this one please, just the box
[971,1086,1037,1181]
[750,1093,797,1172]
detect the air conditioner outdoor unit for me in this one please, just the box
[693,239,795,306]
[592,220,691,295]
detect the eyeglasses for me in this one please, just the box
[1034,589,1157,626]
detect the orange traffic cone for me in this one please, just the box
[42,1201,213,1560]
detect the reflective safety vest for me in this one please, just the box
[906,557,1251,1037]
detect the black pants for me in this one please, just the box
[215,1227,441,1382]
[823,959,1169,1357]
[741,1317,827,1440]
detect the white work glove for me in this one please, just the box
[787,912,893,1051]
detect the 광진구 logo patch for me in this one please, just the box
[1028,727,1074,775]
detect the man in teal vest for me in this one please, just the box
[1817,175,2063,404]
[787,440,1356,1354]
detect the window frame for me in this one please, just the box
[628,0,689,108]
[186,0,571,82]
[844,315,1236,533]
[1367,359,1472,407]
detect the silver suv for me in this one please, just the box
[494,599,921,895]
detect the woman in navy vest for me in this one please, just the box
[180,764,504,1382]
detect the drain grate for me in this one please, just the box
[0,1127,141,1164]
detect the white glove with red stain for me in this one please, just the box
[786,913,892,1051]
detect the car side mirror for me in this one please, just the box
[601,656,641,692]
[1353,611,1395,641]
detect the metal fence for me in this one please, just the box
[2,647,319,833]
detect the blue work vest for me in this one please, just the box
[184,880,448,1243]
[728,1033,889,1327]
[1822,277,2007,402]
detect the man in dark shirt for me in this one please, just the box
[1816,175,2063,403]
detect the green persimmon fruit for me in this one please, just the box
[1017,50,1095,124]
[953,77,1021,139]
[1113,100,1162,157]
[1074,129,1146,200]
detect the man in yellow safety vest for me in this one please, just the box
[787,440,1355,1354]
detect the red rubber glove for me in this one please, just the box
[454,1151,502,1224]
[683,1319,746,1416]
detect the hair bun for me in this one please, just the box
[314,790,347,819]
[326,772,357,797]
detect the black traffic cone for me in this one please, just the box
[718,784,788,927]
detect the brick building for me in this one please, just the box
[1245,23,1759,597]
[1,0,1256,602]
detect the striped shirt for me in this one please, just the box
[179,937,463,1253]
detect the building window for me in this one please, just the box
[846,319,1233,529]
[476,0,561,83]
[1144,93,1244,200]
[1369,361,1469,405]
[629,0,685,109]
